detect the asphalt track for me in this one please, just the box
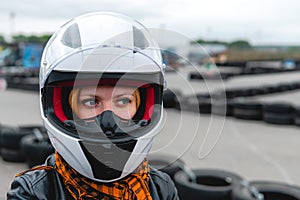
[1,69,300,198]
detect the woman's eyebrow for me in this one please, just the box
[114,93,134,98]
[79,94,97,98]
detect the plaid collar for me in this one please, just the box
[55,152,152,200]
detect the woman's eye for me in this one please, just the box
[118,98,131,105]
[81,99,97,106]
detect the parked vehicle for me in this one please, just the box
[0,42,44,78]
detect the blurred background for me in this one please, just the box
[1,0,300,199]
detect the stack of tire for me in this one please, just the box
[163,88,182,108]
[248,181,300,200]
[0,124,54,168]
[175,94,211,114]
[149,154,300,200]
[232,99,263,120]
[174,168,261,200]
[262,103,295,125]
[148,154,188,182]
[294,107,300,126]
[6,77,39,92]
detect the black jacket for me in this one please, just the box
[7,154,179,200]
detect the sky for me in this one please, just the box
[0,0,300,45]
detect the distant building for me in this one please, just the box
[254,45,291,53]
[188,43,228,64]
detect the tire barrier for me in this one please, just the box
[233,100,262,120]
[232,180,263,200]
[163,88,181,108]
[189,65,300,80]
[1,148,26,162]
[20,133,54,168]
[294,107,300,126]
[198,97,212,114]
[173,168,300,200]
[189,72,234,80]
[212,83,296,102]
[264,85,281,94]
[263,103,295,113]
[175,86,300,128]
[5,67,300,128]
[249,181,300,200]
[147,154,190,182]
[212,99,234,116]
[0,124,15,155]
[175,95,211,114]
[262,103,295,125]
[0,125,46,162]
[6,77,39,91]
[174,168,249,200]
[263,113,295,125]
[8,70,300,115]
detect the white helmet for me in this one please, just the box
[40,12,166,182]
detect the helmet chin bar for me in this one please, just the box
[65,110,148,181]
[64,110,150,142]
[79,137,138,181]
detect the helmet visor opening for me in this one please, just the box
[43,73,163,141]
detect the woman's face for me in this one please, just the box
[71,86,139,120]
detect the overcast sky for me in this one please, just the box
[0,0,300,45]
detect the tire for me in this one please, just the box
[232,180,263,200]
[238,88,254,97]
[262,103,294,113]
[177,96,211,114]
[0,124,15,150]
[265,85,280,94]
[234,100,262,110]
[198,97,212,114]
[189,72,203,80]
[175,96,196,112]
[213,89,240,100]
[250,181,300,200]
[294,117,300,126]
[233,101,262,120]
[294,107,300,126]
[295,106,300,116]
[1,125,46,150]
[1,148,26,162]
[174,168,245,200]
[258,86,271,95]
[289,82,299,90]
[226,89,241,99]
[163,89,181,108]
[249,87,269,96]
[263,112,295,125]
[277,83,293,92]
[234,108,262,120]
[147,154,186,181]
[212,100,234,116]
[20,134,54,168]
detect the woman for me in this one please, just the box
[7,12,179,199]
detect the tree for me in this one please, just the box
[228,40,252,49]
[192,38,228,46]
[0,35,5,43]
[12,34,52,44]
[12,35,27,42]
[39,34,52,44]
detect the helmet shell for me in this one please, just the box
[40,12,166,182]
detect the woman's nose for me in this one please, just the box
[101,101,113,113]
